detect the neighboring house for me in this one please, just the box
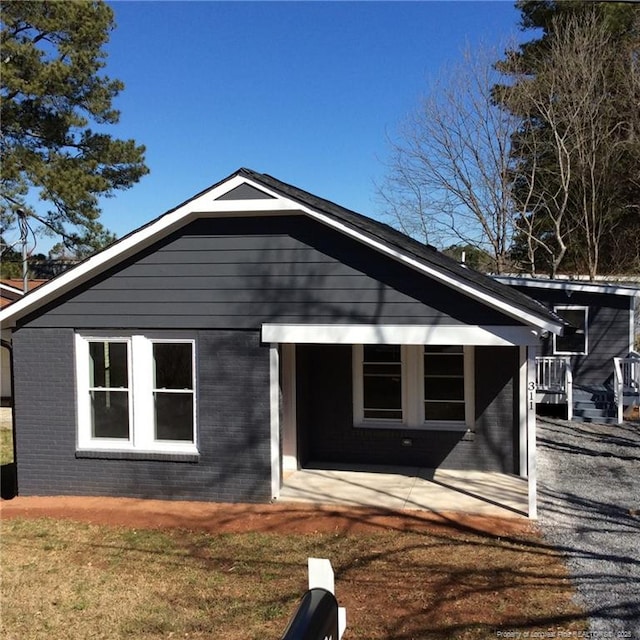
[495,276,640,423]
[1,281,27,310]
[0,169,566,516]
[1,280,48,307]
[1,280,47,405]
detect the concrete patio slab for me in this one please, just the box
[279,464,528,517]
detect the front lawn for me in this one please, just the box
[0,408,12,464]
[0,516,587,639]
[0,428,13,464]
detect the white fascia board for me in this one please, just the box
[0,176,302,327]
[262,323,542,346]
[495,275,640,297]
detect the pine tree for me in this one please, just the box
[1,0,149,256]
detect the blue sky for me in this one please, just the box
[53,1,530,251]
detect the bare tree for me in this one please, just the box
[506,9,640,279]
[377,45,521,274]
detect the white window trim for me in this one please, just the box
[353,344,474,432]
[553,306,588,355]
[76,332,198,454]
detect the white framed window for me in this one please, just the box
[353,344,474,431]
[76,333,197,453]
[553,306,588,355]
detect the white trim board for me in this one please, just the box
[526,344,538,520]
[262,323,543,346]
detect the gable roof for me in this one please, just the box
[0,168,565,333]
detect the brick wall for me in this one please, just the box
[12,327,273,502]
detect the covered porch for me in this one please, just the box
[264,323,543,519]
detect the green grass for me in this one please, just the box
[0,427,13,465]
[0,516,588,640]
[0,408,13,465]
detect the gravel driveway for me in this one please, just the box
[536,416,640,637]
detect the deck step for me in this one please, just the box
[574,401,612,411]
[572,415,620,425]
[571,385,617,423]
[573,407,612,420]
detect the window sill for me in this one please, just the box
[76,449,200,463]
[354,421,472,433]
[422,421,471,432]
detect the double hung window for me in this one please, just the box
[77,334,197,453]
[354,344,473,430]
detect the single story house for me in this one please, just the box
[495,276,639,423]
[0,169,568,517]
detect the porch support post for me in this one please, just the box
[565,360,573,421]
[527,344,538,519]
[269,343,281,500]
[281,343,298,471]
[518,346,527,479]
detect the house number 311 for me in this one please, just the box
[528,381,536,410]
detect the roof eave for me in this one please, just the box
[495,275,640,297]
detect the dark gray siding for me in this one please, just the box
[513,287,631,387]
[20,216,521,330]
[12,327,272,502]
[296,344,517,473]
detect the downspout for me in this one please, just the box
[1,338,18,495]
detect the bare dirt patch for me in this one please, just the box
[0,495,533,536]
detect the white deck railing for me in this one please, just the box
[613,353,640,424]
[535,356,573,420]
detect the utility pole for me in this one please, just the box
[17,208,28,293]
